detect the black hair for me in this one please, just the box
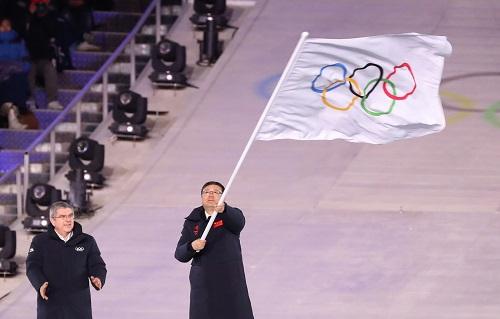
[201,181,225,194]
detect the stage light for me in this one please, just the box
[197,16,222,66]
[23,183,62,232]
[65,136,105,188]
[0,225,18,276]
[190,0,228,29]
[67,168,91,215]
[109,89,148,139]
[149,39,188,87]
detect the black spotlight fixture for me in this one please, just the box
[109,90,148,139]
[67,168,91,215]
[23,183,62,232]
[197,15,223,66]
[0,225,18,276]
[190,0,228,29]
[149,38,188,87]
[65,136,105,188]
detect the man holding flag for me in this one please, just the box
[175,181,254,319]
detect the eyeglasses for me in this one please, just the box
[202,190,222,196]
[52,213,75,220]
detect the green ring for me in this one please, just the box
[361,78,397,116]
[484,102,500,128]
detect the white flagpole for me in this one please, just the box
[200,32,310,240]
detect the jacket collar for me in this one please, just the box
[48,222,83,243]
[185,206,206,222]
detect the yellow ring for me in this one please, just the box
[440,90,476,124]
[321,77,362,111]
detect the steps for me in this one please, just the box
[0,0,181,219]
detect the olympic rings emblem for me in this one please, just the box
[311,62,417,116]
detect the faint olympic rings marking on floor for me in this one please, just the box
[311,62,417,116]
[440,72,500,127]
[484,102,500,127]
[440,72,500,112]
[439,90,476,124]
[254,73,282,100]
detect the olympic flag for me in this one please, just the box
[201,32,452,239]
[255,33,453,144]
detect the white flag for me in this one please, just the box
[256,33,452,144]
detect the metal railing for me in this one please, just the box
[0,0,165,220]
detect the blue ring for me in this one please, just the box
[311,63,347,93]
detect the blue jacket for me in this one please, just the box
[175,204,254,319]
[0,30,30,73]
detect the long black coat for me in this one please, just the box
[26,222,107,319]
[175,204,254,319]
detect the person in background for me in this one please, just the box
[57,0,100,51]
[26,201,107,319]
[175,181,254,319]
[2,0,31,38]
[26,0,64,110]
[0,16,31,129]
